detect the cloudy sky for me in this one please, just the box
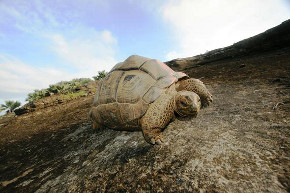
[0,0,289,105]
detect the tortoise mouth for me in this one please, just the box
[192,113,198,118]
[175,109,198,117]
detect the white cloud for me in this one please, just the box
[101,30,117,44]
[0,0,119,76]
[161,0,290,60]
[49,29,118,76]
[0,55,74,95]
[0,54,82,108]
[0,0,119,103]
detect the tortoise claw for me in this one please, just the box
[147,134,164,145]
[155,139,163,145]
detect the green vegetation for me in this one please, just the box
[26,78,93,102]
[24,71,108,103]
[0,73,105,116]
[93,70,108,80]
[26,89,50,102]
[0,100,21,113]
[59,91,87,100]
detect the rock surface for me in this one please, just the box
[0,20,289,192]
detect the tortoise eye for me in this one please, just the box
[180,101,187,106]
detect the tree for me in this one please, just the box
[0,100,21,113]
[93,70,108,80]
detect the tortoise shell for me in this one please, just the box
[92,55,188,129]
[94,55,187,106]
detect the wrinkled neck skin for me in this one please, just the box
[175,81,181,91]
[175,77,188,91]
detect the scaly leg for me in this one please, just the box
[92,120,103,130]
[89,108,104,130]
[140,93,175,145]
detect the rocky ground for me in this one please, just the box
[0,21,289,192]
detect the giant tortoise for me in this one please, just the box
[90,55,212,145]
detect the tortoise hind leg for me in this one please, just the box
[92,120,104,130]
[140,93,175,145]
[89,107,105,130]
[176,78,213,107]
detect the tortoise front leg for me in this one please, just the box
[140,93,175,145]
[141,126,164,145]
[176,78,213,107]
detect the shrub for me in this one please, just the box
[26,78,94,102]
[26,89,49,102]
[93,70,108,80]
[48,84,59,94]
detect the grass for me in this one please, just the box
[59,91,87,100]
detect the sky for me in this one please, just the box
[0,0,289,106]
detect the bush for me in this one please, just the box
[26,78,93,102]
[26,89,50,102]
[93,70,108,80]
[48,84,59,94]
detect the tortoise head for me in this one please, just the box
[175,91,201,117]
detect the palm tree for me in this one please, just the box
[0,100,21,113]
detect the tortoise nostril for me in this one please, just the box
[191,104,197,111]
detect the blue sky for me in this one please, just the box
[0,0,289,106]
